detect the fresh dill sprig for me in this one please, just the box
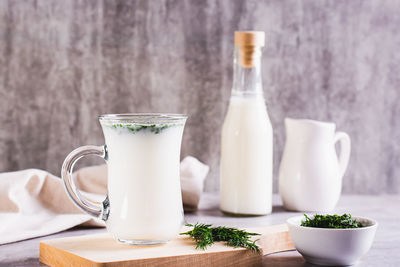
[180,223,261,254]
[301,214,364,229]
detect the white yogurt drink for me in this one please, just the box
[61,113,187,246]
[220,95,273,215]
[99,116,186,244]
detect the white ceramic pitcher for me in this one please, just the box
[279,118,351,212]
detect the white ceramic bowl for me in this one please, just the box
[287,215,378,266]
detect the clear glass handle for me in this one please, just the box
[61,145,108,220]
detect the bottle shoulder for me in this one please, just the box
[222,99,272,134]
[224,96,271,118]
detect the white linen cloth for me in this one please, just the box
[0,156,208,245]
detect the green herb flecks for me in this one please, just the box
[109,123,173,134]
[301,214,364,229]
[180,223,261,254]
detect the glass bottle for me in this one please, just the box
[220,31,273,215]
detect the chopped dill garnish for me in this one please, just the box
[180,223,261,254]
[301,214,364,229]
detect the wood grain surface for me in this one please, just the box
[39,224,294,267]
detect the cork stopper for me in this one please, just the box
[235,31,265,47]
[234,31,265,68]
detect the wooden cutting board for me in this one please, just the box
[40,224,294,267]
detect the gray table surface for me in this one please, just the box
[1,193,399,267]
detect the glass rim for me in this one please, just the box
[98,113,187,124]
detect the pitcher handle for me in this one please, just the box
[334,132,351,179]
[61,145,109,220]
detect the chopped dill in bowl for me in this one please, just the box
[301,214,364,229]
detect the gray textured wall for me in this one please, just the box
[0,0,399,194]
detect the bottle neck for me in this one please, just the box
[232,46,263,97]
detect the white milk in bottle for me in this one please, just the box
[220,31,273,215]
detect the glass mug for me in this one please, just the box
[61,114,187,245]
